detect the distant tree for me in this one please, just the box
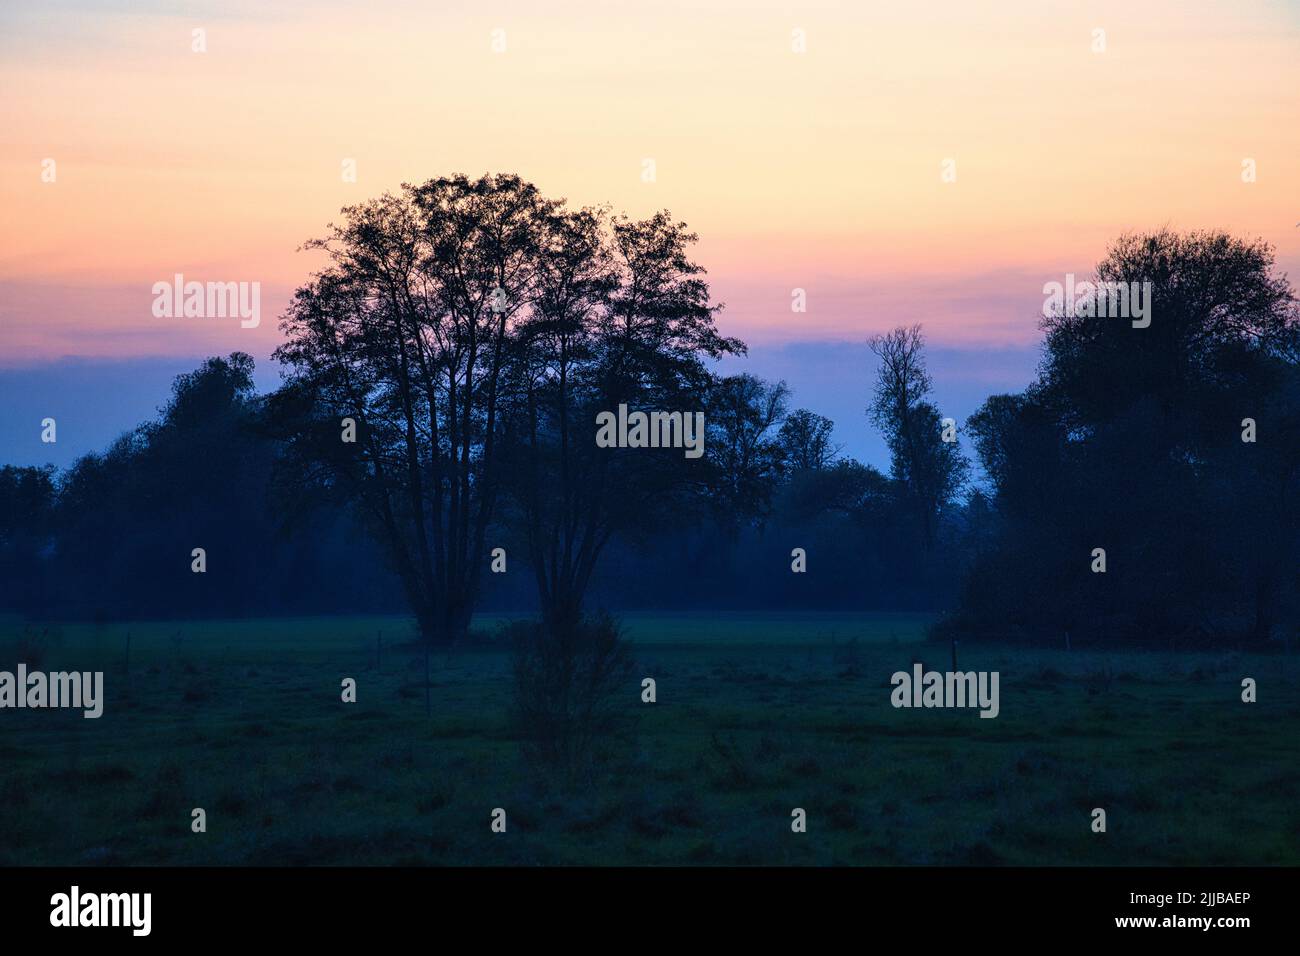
[777,408,840,473]
[52,353,279,619]
[704,373,789,531]
[868,325,968,549]
[0,465,57,611]
[154,352,257,432]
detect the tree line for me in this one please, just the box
[1,176,1296,651]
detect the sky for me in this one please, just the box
[2,0,1298,468]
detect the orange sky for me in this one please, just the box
[2,0,1298,361]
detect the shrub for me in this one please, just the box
[508,611,633,777]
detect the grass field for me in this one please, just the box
[1,612,1296,866]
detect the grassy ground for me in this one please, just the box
[0,612,1296,866]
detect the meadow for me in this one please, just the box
[1,612,1296,866]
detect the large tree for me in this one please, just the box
[273,175,741,642]
[955,230,1300,647]
[273,175,555,644]
[503,208,741,633]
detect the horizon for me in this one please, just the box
[0,338,1044,472]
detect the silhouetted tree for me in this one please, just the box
[273,175,746,642]
[50,353,306,619]
[777,408,840,473]
[868,325,968,549]
[950,230,1300,647]
[0,465,56,611]
[704,373,789,532]
[273,175,556,644]
[502,207,741,633]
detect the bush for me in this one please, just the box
[508,611,634,777]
